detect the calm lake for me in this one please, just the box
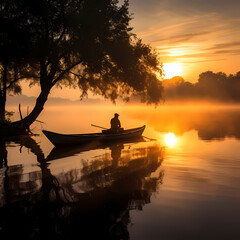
[1,104,240,239]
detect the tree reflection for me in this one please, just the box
[0,139,7,168]
[0,136,164,239]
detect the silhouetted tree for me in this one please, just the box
[1,0,163,129]
[162,76,195,100]
[163,71,240,102]
[196,71,227,99]
[0,2,37,122]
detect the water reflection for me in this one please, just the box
[165,132,177,147]
[45,137,145,162]
[0,139,7,168]
[0,135,164,239]
[127,106,240,140]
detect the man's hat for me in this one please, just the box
[114,113,119,117]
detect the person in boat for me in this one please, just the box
[110,113,123,133]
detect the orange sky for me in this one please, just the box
[129,0,240,82]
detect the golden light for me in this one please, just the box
[163,63,182,79]
[165,132,177,147]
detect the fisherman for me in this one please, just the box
[110,113,122,133]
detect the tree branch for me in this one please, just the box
[55,27,66,46]
[6,75,39,89]
[6,76,24,89]
[51,61,82,86]
[69,70,82,78]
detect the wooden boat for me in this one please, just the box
[42,125,146,146]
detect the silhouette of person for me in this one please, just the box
[110,113,122,133]
[110,143,124,167]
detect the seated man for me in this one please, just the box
[110,113,122,133]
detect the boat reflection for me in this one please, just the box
[0,135,164,239]
[45,137,145,162]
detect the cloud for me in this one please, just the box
[152,32,210,44]
[214,49,240,55]
[157,45,192,51]
[157,0,240,19]
[131,0,240,18]
[207,42,240,50]
[137,19,199,38]
[159,52,220,63]
[181,59,226,64]
[159,55,178,63]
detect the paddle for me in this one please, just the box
[91,124,108,130]
[142,136,157,141]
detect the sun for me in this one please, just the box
[163,63,182,79]
[165,132,177,147]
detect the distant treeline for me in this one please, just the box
[162,71,240,102]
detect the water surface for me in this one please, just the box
[1,105,240,239]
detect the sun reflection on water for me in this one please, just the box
[165,132,177,147]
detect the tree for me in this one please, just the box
[196,71,228,100]
[162,71,240,102]
[0,1,37,122]
[1,0,163,129]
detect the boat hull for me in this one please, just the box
[43,126,146,146]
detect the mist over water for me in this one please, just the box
[1,104,240,239]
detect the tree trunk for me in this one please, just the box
[13,85,51,129]
[0,90,5,122]
[0,64,7,122]
[13,59,58,130]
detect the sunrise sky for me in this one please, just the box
[129,0,240,82]
[20,0,240,99]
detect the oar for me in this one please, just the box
[142,135,157,141]
[91,124,108,130]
